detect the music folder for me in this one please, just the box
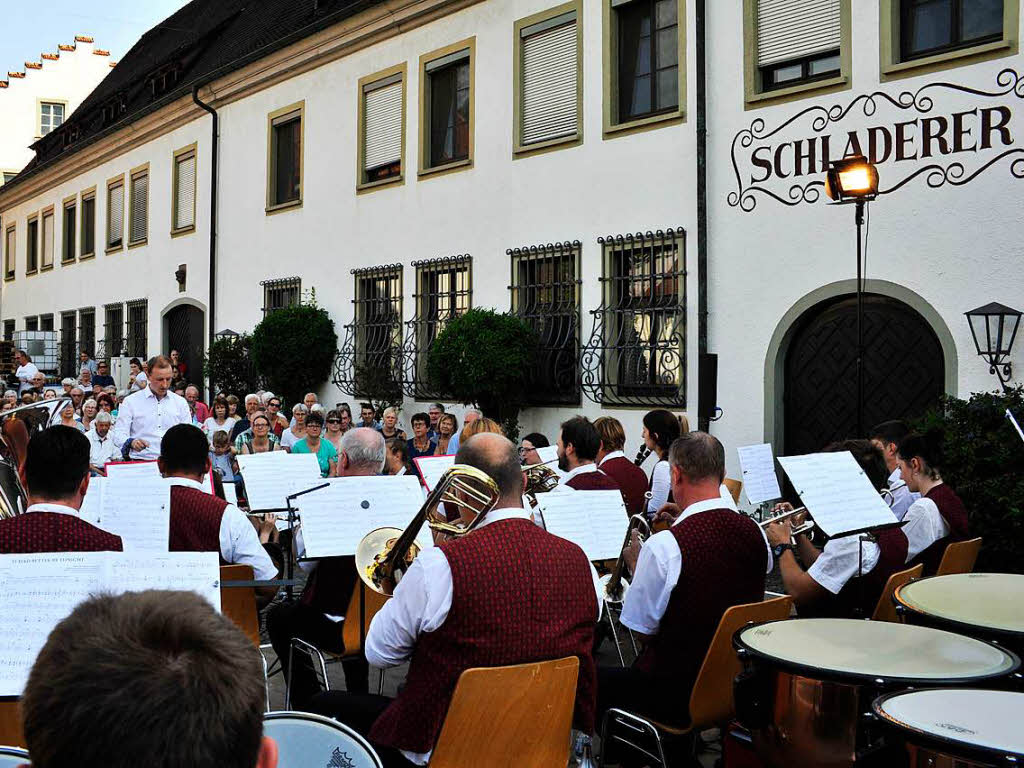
[534,490,627,562]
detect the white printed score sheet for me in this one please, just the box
[237,452,323,511]
[534,445,566,478]
[297,475,433,559]
[535,490,628,562]
[778,451,899,538]
[100,462,171,551]
[0,551,220,697]
[414,454,455,492]
[737,443,782,505]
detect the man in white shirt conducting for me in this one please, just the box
[112,355,191,460]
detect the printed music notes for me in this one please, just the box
[237,452,322,511]
[737,443,782,504]
[0,551,221,696]
[298,475,432,559]
[778,451,899,538]
[414,455,455,491]
[535,490,627,562]
[101,461,171,551]
[79,475,105,526]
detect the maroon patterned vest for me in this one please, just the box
[636,509,766,721]
[169,485,226,561]
[600,456,650,518]
[825,528,910,618]
[369,518,598,753]
[566,467,620,492]
[0,511,123,553]
[913,484,969,576]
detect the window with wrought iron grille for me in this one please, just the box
[581,228,686,406]
[402,255,472,398]
[40,314,53,332]
[3,320,14,342]
[103,303,124,359]
[78,308,96,360]
[333,265,403,396]
[262,277,301,315]
[25,317,38,332]
[59,311,77,378]
[508,241,581,405]
[126,299,148,359]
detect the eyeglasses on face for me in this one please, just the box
[327,418,341,424]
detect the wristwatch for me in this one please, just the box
[772,542,794,559]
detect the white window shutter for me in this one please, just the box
[522,18,578,146]
[757,0,840,67]
[130,174,148,242]
[175,155,196,230]
[108,186,123,245]
[364,82,403,172]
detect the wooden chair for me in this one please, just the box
[723,478,743,504]
[600,595,793,768]
[937,537,983,576]
[871,564,923,623]
[430,657,580,768]
[286,583,387,708]
[220,564,277,710]
[0,702,24,749]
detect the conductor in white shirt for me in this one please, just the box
[111,355,191,461]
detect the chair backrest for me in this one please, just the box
[429,657,579,768]
[0,702,24,751]
[871,563,924,622]
[723,478,743,504]
[264,711,382,768]
[341,584,388,657]
[0,746,29,767]
[220,564,260,647]
[936,537,983,576]
[687,596,793,731]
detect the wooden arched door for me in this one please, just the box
[783,293,945,457]
[164,304,205,387]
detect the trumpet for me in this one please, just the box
[599,514,652,604]
[759,506,814,537]
[355,465,500,596]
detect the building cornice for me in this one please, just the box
[0,0,481,212]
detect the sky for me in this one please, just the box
[2,1,190,71]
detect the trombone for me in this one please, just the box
[599,514,652,604]
[355,464,500,597]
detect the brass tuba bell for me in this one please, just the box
[0,399,69,520]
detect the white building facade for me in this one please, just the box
[0,0,1020,483]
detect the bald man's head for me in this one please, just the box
[455,433,523,506]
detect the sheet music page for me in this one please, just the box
[298,476,432,559]
[0,552,108,696]
[535,490,627,561]
[415,455,454,491]
[778,451,898,537]
[101,463,170,551]
[223,481,238,506]
[237,452,322,511]
[109,552,222,611]
[79,475,105,526]
[737,443,782,504]
[534,445,566,478]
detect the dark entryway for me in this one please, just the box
[783,293,945,457]
[164,304,205,387]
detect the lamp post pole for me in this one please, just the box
[855,199,865,437]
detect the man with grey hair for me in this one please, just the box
[267,425,384,706]
[446,407,480,455]
[61,378,75,397]
[87,411,120,475]
[426,403,445,439]
[230,394,260,443]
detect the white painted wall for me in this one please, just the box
[0,39,114,178]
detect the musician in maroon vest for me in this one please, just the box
[266,427,385,706]
[594,416,649,519]
[158,424,278,605]
[309,433,600,768]
[897,432,969,576]
[597,432,771,755]
[556,416,621,492]
[0,425,122,553]
[768,439,909,618]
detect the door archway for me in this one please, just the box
[783,293,946,457]
[163,304,205,387]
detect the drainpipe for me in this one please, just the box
[192,84,218,401]
[695,0,710,432]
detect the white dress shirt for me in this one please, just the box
[620,495,773,636]
[111,386,191,460]
[25,502,82,518]
[887,467,920,521]
[646,460,671,514]
[807,535,882,595]
[15,362,39,394]
[557,462,601,488]
[901,489,950,563]
[599,450,627,466]
[365,506,602,766]
[167,477,276,580]
[87,428,121,468]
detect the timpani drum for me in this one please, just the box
[873,689,1024,766]
[733,619,1020,768]
[894,574,1024,656]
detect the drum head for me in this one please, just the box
[735,619,1019,684]
[896,574,1024,636]
[264,711,382,768]
[873,688,1024,760]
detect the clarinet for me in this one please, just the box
[634,445,651,465]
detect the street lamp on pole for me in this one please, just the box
[825,155,879,436]
[965,302,1024,444]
